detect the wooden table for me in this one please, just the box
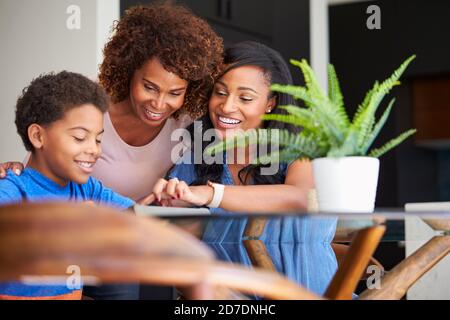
[168,210,450,300]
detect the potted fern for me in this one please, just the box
[208,55,417,213]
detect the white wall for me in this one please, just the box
[96,0,120,69]
[310,0,329,91]
[0,0,118,162]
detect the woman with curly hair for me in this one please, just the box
[94,3,223,200]
[1,3,223,202]
[77,3,223,299]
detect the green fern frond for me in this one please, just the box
[276,105,328,138]
[261,112,314,131]
[266,97,344,148]
[205,129,251,155]
[262,106,321,132]
[265,130,325,160]
[275,61,350,143]
[278,105,313,118]
[205,128,325,162]
[327,129,359,157]
[309,104,346,147]
[328,64,344,107]
[352,82,378,123]
[351,88,385,151]
[355,109,376,152]
[327,64,349,127]
[255,147,308,165]
[290,59,326,98]
[351,55,416,155]
[356,54,415,125]
[368,129,417,158]
[270,84,313,105]
[362,98,396,154]
[378,55,416,96]
[204,129,272,156]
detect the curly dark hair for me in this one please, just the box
[99,3,224,120]
[15,71,109,151]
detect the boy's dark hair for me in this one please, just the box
[15,71,109,151]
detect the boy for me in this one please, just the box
[0,71,135,299]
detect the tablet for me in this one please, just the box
[133,204,211,217]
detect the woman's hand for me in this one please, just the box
[137,193,192,207]
[145,178,214,207]
[0,162,24,178]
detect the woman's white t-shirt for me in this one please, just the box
[91,112,192,200]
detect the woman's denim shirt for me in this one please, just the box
[168,149,338,296]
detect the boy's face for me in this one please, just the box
[33,104,104,185]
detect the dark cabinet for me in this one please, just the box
[183,0,275,38]
[121,0,311,84]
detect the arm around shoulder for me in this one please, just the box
[0,174,25,205]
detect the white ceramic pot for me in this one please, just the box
[312,156,380,213]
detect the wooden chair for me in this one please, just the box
[325,224,385,299]
[243,217,385,300]
[331,243,383,280]
[0,203,321,300]
[358,218,450,300]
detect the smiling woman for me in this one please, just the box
[209,65,276,139]
[126,57,188,131]
[89,3,224,201]
[150,41,338,296]
[156,41,311,210]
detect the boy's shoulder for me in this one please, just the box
[77,176,134,209]
[0,169,30,186]
[0,170,27,204]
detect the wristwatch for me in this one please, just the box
[206,181,225,208]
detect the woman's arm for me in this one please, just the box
[151,160,314,213]
[206,160,314,213]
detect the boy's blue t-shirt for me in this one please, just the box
[0,167,135,299]
[0,167,134,208]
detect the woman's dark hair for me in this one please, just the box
[185,41,299,186]
[15,71,109,152]
[99,3,223,120]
